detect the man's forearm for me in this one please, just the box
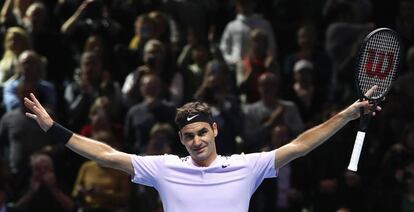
[275,110,351,169]
[66,134,116,166]
[293,111,350,155]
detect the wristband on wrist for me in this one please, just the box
[47,122,74,144]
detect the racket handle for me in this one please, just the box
[347,131,366,172]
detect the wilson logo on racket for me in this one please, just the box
[364,49,395,80]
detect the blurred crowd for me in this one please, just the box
[0,0,414,211]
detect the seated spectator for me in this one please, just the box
[79,96,124,148]
[122,39,179,107]
[242,72,304,152]
[0,27,31,86]
[3,50,56,111]
[65,51,122,131]
[0,79,53,196]
[236,29,274,104]
[124,73,176,154]
[291,59,324,125]
[15,152,74,212]
[72,131,130,212]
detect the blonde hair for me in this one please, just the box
[3,27,31,57]
[0,27,31,83]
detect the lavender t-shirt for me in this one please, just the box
[131,151,277,212]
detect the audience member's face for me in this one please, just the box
[297,27,315,49]
[81,54,102,82]
[90,108,109,127]
[140,74,161,98]
[19,52,41,82]
[135,17,153,39]
[258,73,278,99]
[32,157,53,181]
[144,45,163,69]
[6,32,26,54]
[250,38,267,58]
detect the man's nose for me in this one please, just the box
[193,135,202,146]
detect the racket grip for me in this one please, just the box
[347,131,366,172]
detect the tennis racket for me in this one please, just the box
[347,28,401,172]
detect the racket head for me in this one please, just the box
[355,28,402,101]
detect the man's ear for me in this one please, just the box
[212,122,218,137]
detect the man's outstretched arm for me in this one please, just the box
[24,93,134,175]
[274,98,380,170]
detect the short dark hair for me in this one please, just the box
[175,101,213,129]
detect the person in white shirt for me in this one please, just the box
[220,0,276,66]
[23,87,379,212]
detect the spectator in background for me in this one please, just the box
[60,0,121,54]
[220,0,276,66]
[15,152,74,212]
[3,50,56,112]
[380,123,414,211]
[83,34,113,75]
[22,2,66,84]
[65,50,122,132]
[0,80,54,196]
[179,43,210,103]
[122,39,180,107]
[149,10,180,49]
[324,0,373,105]
[129,14,155,53]
[384,46,414,141]
[125,13,156,72]
[282,25,331,103]
[242,72,304,153]
[236,28,274,104]
[80,96,124,148]
[194,60,241,154]
[124,73,175,154]
[0,26,31,85]
[72,131,130,212]
[290,59,323,125]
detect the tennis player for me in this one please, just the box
[24,92,379,212]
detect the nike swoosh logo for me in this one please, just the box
[187,114,199,121]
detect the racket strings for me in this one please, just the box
[358,30,400,99]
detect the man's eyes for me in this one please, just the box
[184,130,208,140]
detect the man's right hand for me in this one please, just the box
[24,93,54,132]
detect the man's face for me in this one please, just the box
[81,54,101,82]
[179,122,218,165]
[19,52,41,82]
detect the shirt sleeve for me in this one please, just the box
[130,154,164,187]
[245,150,278,179]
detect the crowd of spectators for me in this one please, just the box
[1,0,414,211]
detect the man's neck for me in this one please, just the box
[192,153,218,167]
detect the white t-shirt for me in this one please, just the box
[131,151,278,212]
